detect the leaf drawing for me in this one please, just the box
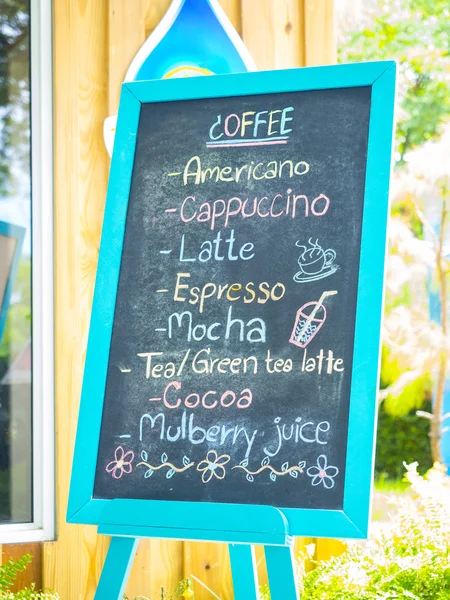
[290,470,299,479]
[182,455,190,467]
[246,474,254,482]
[282,462,289,472]
[240,458,249,468]
[261,456,270,467]
[166,469,175,479]
[161,452,168,463]
[141,450,148,462]
[145,469,153,479]
[270,472,277,482]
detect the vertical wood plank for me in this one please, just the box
[44,0,111,597]
[304,0,336,65]
[145,1,242,37]
[254,545,267,586]
[241,0,305,70]
[144,0,241,35]
[184,541,234,600]
[2,543,42,592]
[219,0,242,34]
[145,0,173,35]
[108,0,147,113]
[125,539,183,599]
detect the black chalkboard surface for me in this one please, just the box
[93,86,371,511]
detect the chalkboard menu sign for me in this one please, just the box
[69,62,396,539]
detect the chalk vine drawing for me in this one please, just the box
[306,454,339,489]
[197,450,231,483]
[232,456,306,482]
[290,290,338,348]
[106,446,135,479]
[293,238,338,283]
[130,450,339,489]
[136,451,195,479]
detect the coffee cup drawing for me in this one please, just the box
[294,238,338,283]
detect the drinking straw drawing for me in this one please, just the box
[289,290,338,348]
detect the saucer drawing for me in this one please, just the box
[293,264,339,283]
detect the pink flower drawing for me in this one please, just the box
[106,446,134,479]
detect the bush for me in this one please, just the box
[375,402,433,480]
[300,463,450,599]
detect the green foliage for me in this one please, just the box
[339,0,450,164]
[259,584,270,600]
[1,585,60,599]
[380,345,432,417]
[0,555,31,592]
[375,402,433,481]
[123,578,194,600]
[300,463,450,599]
[0,0,30,196]
[0,554,59,599]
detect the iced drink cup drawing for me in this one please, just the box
[289,290,338,348]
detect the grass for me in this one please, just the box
[374,475,409,494]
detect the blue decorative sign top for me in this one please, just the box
[104,0,255,156]
[125,0,255,82]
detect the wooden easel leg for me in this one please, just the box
[94,536,139,600]
[229,544,260,600]
[265,545,300,600]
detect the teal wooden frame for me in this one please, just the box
[0,220,25,342]
[68,61,396,543]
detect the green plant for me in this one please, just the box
[339,0,450,165]
[123,578,194,600]
[0,553,59,599]
[340,0,450,463]
[299,463,450,599]
[1,586,60,599]
[0,555,31,592]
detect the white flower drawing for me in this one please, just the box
[307,455,339,489]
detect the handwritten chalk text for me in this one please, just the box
[137,348,259,380]
[178,191,330,231]
[140,410,258,458]
[173,156,310,185]
[208,107,294,147]
[179,229,254,263]
[174,272,285,313]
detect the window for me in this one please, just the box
[0,0,54,542]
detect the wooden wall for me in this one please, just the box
[3,1,339,598]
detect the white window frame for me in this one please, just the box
[0,0,55,543]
